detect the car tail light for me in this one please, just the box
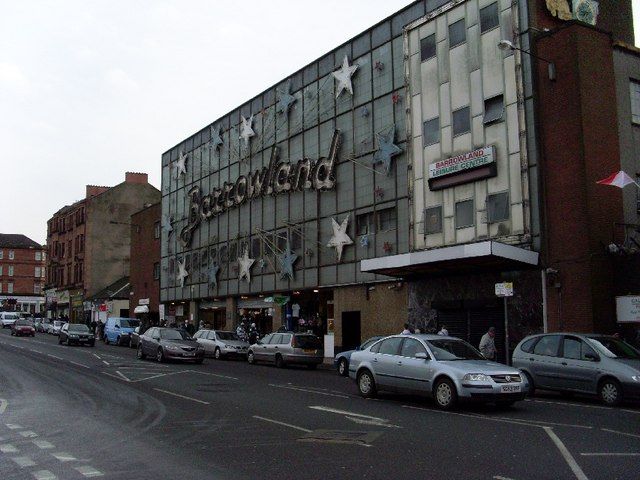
[291,337,297,348]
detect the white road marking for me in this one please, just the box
[51,451,77,462]
[184,370,239,380]
[74,465,104,477]
[93,353,102,359]
[269,384,349,398]
[69,361,90,369]
[601,428,640,439]
[6,423,23,429]
[526,398,640,414]
[127,371,185,383]
[0,443,18,453]
[309,405,401,428]
[31,350,43,354]
[33,440,55,449]
[12,456,36,467]
[47,354,63,360]
[19,430,38,438]
[0,398,7,414]
[493,416,592,430]
[153,388,210,404]
[102,360,110,366]
[115,371,130,382]
[543,427,589,480]
[33,470,57,480]
[580,452,640,456]
[494,476,516,480]
[253,415,312,433]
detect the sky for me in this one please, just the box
[1,0,640,245]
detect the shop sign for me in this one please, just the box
[616,296,640,323]
[58,290,70,304]
[99,304,108,312]
[273,295,290,306]
[180,130,341,247]
[71,295,83,308]
[429,146,495,179]
[495,282,514,297]
[139,298,150,305]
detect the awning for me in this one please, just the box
[134,305,149,314]
[238,298,274,309]
[360,241,539,277]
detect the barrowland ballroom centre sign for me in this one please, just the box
[180,130,341,247]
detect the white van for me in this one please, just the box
[1,312,21,328]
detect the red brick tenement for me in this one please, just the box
[0,234,46,312]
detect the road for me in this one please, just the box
[0,329,638,480]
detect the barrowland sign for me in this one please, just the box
[429,146,495,179]
[179,130,341,247]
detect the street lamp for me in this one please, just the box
[498,39,556,81]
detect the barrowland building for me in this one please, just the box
[161,0,639,360]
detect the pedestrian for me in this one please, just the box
[248,323,258,345]
[437,325,449,336]
[401,323,412,335]
[479,327,497,361]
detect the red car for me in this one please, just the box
[11,319,35,337]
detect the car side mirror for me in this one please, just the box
[584,353,599,362]
[415,352,430,360]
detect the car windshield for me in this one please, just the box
[426,339,485,361]
[217,331,238,341]
[587,336,640,360]
[120,319,139,328]
[160,329,190,340]
[15,320,33,326]
[69,324,89,332]
[295,335,322,349]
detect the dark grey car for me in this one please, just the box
[512,333,640,406]
[137,327,205,363]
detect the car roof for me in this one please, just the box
[385,334,463,341]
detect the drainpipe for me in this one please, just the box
[541,269,548,333]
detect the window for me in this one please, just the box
[34,284,42,295]
[420,34,436,62]
[562,337,582,360]
[8,266,14,276]
[483,95,504,124]
[377,208,397,232]
[153,262,160,280]
[0,250,3,259]
[423,206,443,235]
[280,334,292,345]
[251,238,261,259]
[0,266,2,276]
[379,337,403,355]
[533,335,561,357]
[269,334,283,344]
[154,221,161,239]
[631,80,640,124]
[35,251,42,261]
[426,0,451,13]
[423,117,440,146]
[486,192,510,223]
[452,106,470,136]
[480,3,500,33]
[520,337,539,353]
[455,200,474,228]
[7,283,13,294]
[8,250,14,260]
[356,212,375,236]
[0,283,2,293]
[400,338,428,358]
[370,340,382,353]
[449,19,466,48]
[35,267,41,278]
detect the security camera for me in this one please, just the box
[545,268,558,275]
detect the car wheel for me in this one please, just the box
[275,354,285,368]
[357,369,377,398]
[338,358,348,377]
[156,348,164,363]
[523,371,535,397]
[137,345,146,360]
[214,347,222,360]
[247,351,256,364]
[599,378,622,406]
[496,401,516,408]
[434,378,458,410]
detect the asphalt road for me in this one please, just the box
[0,329,638,480]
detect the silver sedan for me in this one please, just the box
[349,334,529,409]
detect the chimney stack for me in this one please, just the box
[125,172,148,184]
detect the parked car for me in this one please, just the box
[334,336,384,376]
[11,319,35,337]
[1,312,20,329]
[349,334,528,410]
[104,317,140,346]
[247,332,323,369]
[51,320,64,336]
[59,323,95,346]
[128,326,142,349]
[513,333,640,406]
[137,327,204,363]
[44,320,56,334]
[193,329,250,359]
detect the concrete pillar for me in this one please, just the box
[189,301,198,327]
[225,297,237,330]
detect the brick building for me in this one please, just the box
[0,234,46,313]
[129,202,161,322]
[45,172,160,321]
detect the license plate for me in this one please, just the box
[303,349,316,354]
[184,352,195,357]
[500,384,521,393]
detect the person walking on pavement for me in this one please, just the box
[401,323,413,335]
[437,325,449,336]
[479,327,497,361]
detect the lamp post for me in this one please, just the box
[498,39,556,81]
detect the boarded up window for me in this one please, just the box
[423,206,443,234]
[487,192,510,223]
[455,200,474,228]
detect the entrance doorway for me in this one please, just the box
[341,311,361,352]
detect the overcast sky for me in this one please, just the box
[2,1,639,245]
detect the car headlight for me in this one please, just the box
[463,373,491,382]
[166,345,180,351]
[632,375,640,382]
[69,334,78,338]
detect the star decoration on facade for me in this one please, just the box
[332,55,358,98]
[239,115,255,147]
[278,240,298,281]
[176,259,189,288]
[209,125,223,151]
[327,215,354,262]
[276,80,297,115]
[208,263,219,289]
[174,151,188,178]
[373,125,402,175]
[162,214,174,236]
[237,248,255,283]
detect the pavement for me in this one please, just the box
[0,328,638,480]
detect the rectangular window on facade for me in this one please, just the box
[377,208,397,232]
[154,221,161,239]
[154,262,160,280]
[630,80,640,124]
[35,251,41,261]
[356,212,375,236]
[483,95,504,124]
[452,106,471,136]
[480,3,500,33]
[0,283,2,293]
[449,19,466,48]
[423,206,443,235]
[7,283,13,294]
[8,250,14,260]
[34,284,42,294]
[8,266,13,276]
[35,267,40,277]
[426,0,451,13]
[455,200,475,228]
[251,237,261,259]
[420,34,436,62]
[487,192,510,223]
[423,117,440,146]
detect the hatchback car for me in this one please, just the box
[334,336,384,376]
[11,319,35,337]
[349,334,528,409]
[247,332,323,368]
[51,320,64,336]
[193,329,250,359]
[1,312,20,329]
[59,323,95,346]
[137,327,205,363]
[513,333,640,406]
